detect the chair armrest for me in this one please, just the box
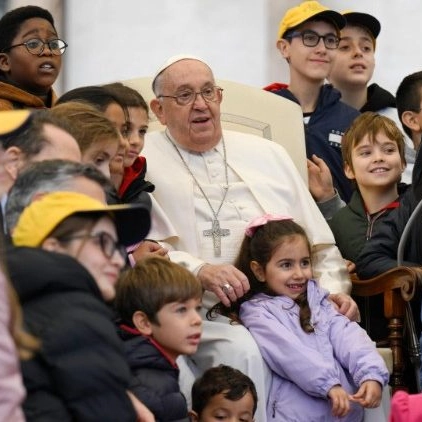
[351,266,422,391]
[351,266,421,319]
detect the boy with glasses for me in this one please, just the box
[266,1,360,203]
[0,5,67,110]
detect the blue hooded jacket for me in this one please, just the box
[272,84,360,202]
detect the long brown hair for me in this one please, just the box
[208,219,314,333]
[0,235,39,359]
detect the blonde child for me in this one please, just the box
[50,101,120,178]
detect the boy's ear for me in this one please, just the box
[150,98,167,125]
[3,146,24,181]
[132,310,153,336]
[276,39,290,60]
[250,261,265,282]
[344,162,355,180]
[0,53,11,72]
[401,110,422,133]
[188,410,199,422]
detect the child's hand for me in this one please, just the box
[127,391,156,421]
[349,380,382,408]
[132,240,169,262]
[328,385,350,417]
[344,259,356,273]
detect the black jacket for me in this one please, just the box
[329,184,408,264]
[330,186,407,341]
[361,83,396,112]
[119,326,189,422]
[7,247,137,422]
[356,184,420,280]
[119,156,154,209]
[355,148,422,339]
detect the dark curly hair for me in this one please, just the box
[0,6,56,54]
[191,365,257,417]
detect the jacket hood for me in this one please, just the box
[6,246,102,303]
[361,83,396,112]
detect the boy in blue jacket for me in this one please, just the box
[268,1,360,202]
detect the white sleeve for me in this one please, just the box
[312,243,351,294]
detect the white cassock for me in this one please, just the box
[144,129,350,422]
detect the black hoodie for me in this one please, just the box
[7,246,137,422]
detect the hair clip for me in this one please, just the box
[245,214,293,237]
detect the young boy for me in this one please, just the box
[328,11,415,184]
[114,257,203,422]
[396,71,422,153]
[355,72,422,308]
[0,5,67,110]
[50,101,121,178]
[268,1,360,203]
[190,365,257,422]
[329,111,406,340]
[329,112,406,264]
[102,82,154,205]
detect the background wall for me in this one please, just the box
[6,0,422,96]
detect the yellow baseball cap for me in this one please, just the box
[12,191,151,248]
[0,110,32,140]
[278,1,345,39]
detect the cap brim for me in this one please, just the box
[307,10,346,31]
[0,110,33,139]
[109,203,150,246]
[81,202,151,246]
[343,12,381,38]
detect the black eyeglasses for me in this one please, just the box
[285,30,339,50]
[60,231,127,260]
[158,86,223,106]
[2,38,68,56]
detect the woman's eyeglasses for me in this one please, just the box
[60,231,127,260]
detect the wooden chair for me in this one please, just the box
[351,266,422,392]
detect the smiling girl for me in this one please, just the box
[210,214,389,421]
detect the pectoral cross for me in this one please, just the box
[203,219,230,257]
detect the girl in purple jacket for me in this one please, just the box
[210,214,389,421]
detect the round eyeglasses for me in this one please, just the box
[285,30,339,50]
[2,38,68,56]
[158,86,223,106]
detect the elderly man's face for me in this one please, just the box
[151,59,223,152]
